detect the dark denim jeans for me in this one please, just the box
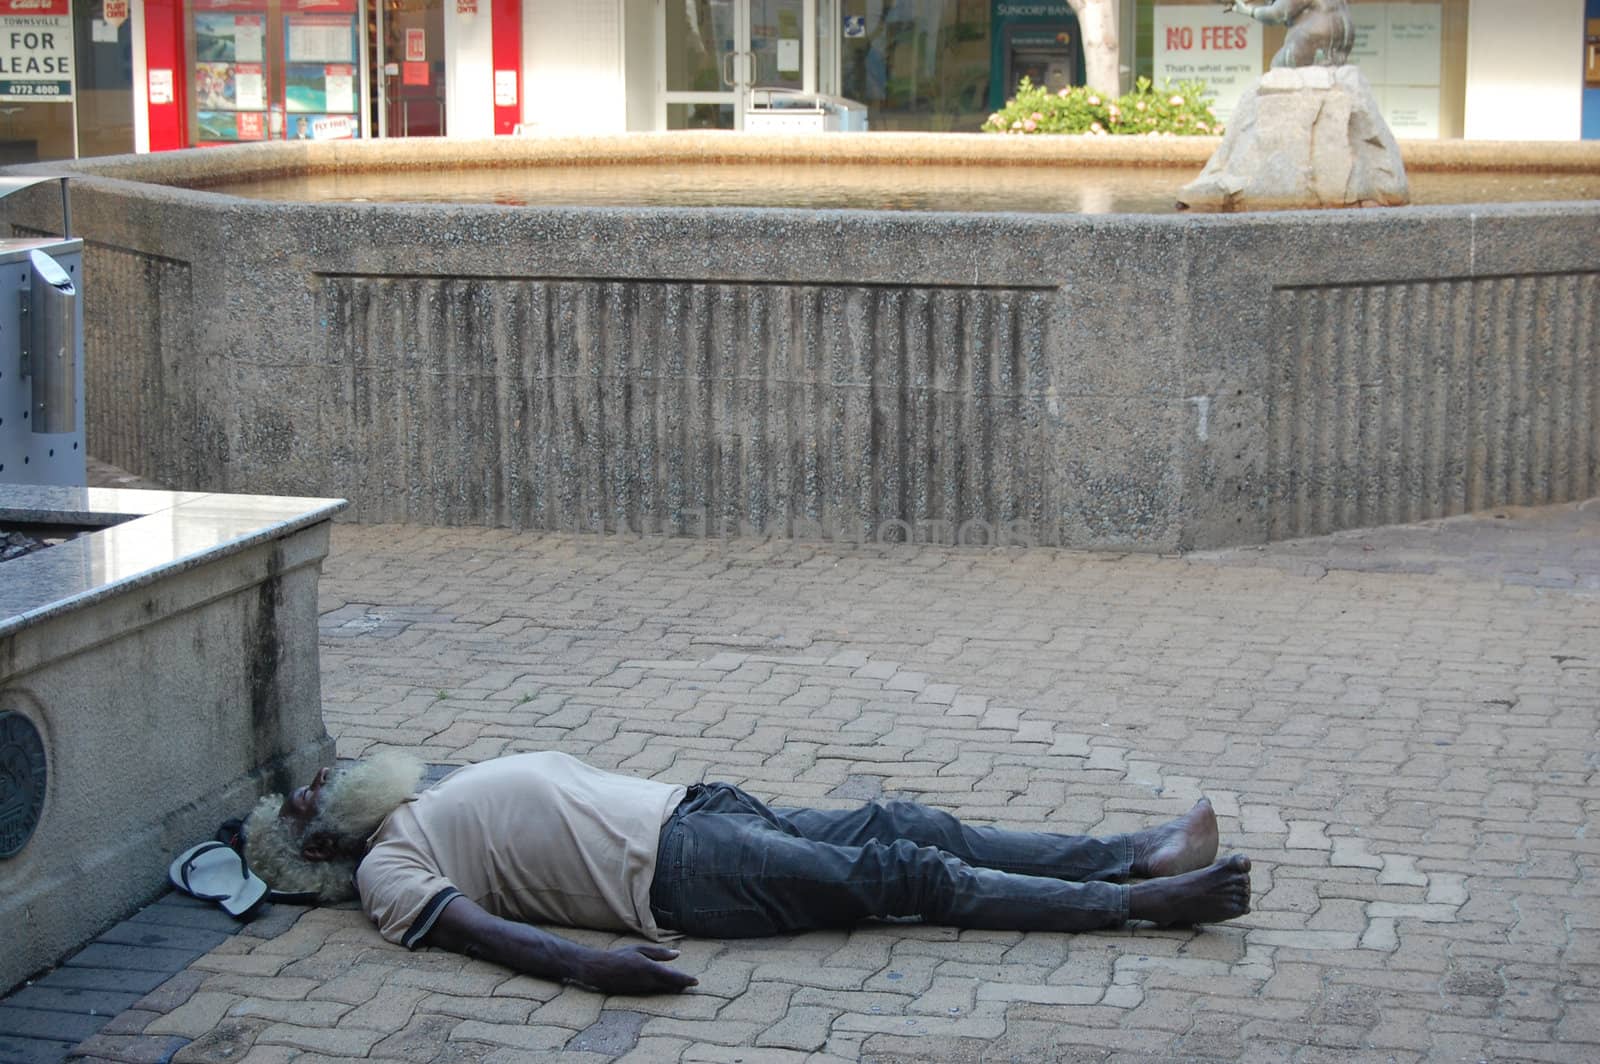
[649,783,1132,938]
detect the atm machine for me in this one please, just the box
[0,177,84,488]
[989,2,1084,110]
[1002,24,1079,96]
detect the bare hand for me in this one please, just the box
[422,897,696,994]
[574,945,699,994]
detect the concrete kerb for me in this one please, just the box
[0,893,309,1064]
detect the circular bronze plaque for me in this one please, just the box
[0,711,47,859]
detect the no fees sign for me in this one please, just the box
[0,0,73,101]
[1151,4,1262,124]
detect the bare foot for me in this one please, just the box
[1130,799,1219,878]
[1128,855,1252,926]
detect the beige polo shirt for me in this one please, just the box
[356,752,686,948]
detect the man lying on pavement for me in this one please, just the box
[244,751,1252,995]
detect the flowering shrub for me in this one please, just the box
[982,76,1222,137]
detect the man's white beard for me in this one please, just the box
[312,750,425,842]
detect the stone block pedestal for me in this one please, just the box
[1179,65,1410,211]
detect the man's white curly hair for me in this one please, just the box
[244,750,423,902]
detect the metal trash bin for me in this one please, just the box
[744,89,869,132]
[0,176,84,487]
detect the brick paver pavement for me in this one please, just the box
[52,498,1600,1063]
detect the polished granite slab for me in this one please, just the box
[0,485,346,638]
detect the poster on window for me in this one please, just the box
[286,62,354,112]
[192,2,269,140]
[1381,85,1439,137]
[286,112,354,139]
[234,62,264,109]
[193,61,264,111]
[1383,4,1442,84]
[1348,5,1386,80]
[198,109,266,141]
[311,114,356,139]
[494,68,517,106]
[287,0,357,13]
[194,12,265,64]
[0,0,74,102]
[285,14,355,64]
[194,62,234,108]
[1349,2,1442,138]
[323,64,353,111]
[1152,5,1262,125]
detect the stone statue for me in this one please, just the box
[1183,0,1405,211]
[1223,0,1355,68]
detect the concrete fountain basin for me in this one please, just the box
[2,133,1596,549]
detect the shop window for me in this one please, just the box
[0,0,76,161]
[840,0,993,132]
[76,0,134,157]
[1583,1,1598,139]
[1134,0,1469,138]
[186,0,365,146]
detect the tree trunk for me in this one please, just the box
[1067,0,1121,96]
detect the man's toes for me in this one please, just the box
[1226,854,1251,873]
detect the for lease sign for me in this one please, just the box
[0,0,72,102]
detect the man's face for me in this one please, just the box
[279,766,332,827]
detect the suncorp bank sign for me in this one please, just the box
[993,2,1071,15]
[0,0,72,101]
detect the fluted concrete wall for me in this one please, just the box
[1264,274,1599,539]
[320,276,1053,536]
[74,243,213,489]
[5,138,1597,550]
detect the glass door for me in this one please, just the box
[660,0,817,130]
[74,0,134,157]
[746,0,805,95]
[380,0,445,137]
[662,0,738,129]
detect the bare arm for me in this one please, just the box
[1226,0,1304,25]
[421,895,699,994]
